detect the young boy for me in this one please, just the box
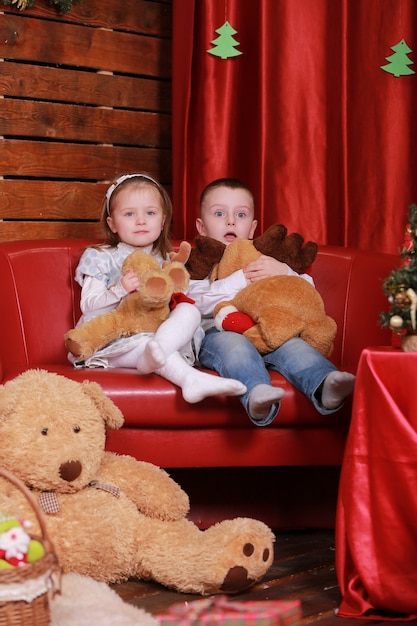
[186,178,355,426]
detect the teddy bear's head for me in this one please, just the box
[211,239,260,282]
[210,234,316,282]
[186,224,318,279]
[122,244,190,306]
[0,370,124,494]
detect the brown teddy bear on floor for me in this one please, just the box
[0,370,274,594]
[65,242,191,361]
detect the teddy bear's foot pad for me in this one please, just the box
[220,540,271,593]
[220,566,255,593]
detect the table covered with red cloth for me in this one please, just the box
[336,347,417,620]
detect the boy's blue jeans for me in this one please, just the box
[198,328,339,426]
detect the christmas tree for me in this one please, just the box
[207,21,242,59]
[380,203,417,334]
[380,39,415,77]
[1,0,80,13]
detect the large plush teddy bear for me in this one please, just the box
[65,241,191,361]
[0,369,274,594]
[189,227,337,358]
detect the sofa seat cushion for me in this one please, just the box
[4,364,350,429]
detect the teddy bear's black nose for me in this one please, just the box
[59,460,82,482]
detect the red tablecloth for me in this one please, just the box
[336,347,417,621]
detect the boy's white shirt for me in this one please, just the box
[187,267,314,332]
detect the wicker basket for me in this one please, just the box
[0,467,59,626]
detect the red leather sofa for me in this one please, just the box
[0,238,397,527]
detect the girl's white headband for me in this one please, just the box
[105,173,161,215]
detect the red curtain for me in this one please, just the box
[172,0,417,254]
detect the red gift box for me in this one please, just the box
[157,595,301,626]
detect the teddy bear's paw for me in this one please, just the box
[138,274,173,308]
[163,261,190,292]
[220,561,263,593]
[64,334,84,358]
[144,276,170,297]
[203,518,274,594]
[218,537,273,594]
[64,331,96,360]
[214,305,255,334]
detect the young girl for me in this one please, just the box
[69,173,246,403]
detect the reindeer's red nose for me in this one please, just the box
[59,460,82,482]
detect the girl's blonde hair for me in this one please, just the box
[100,173,173,258]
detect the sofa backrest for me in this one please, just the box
[0,239,96,378]
[0,239,396,379]
[310,246,395,371]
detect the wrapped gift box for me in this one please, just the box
[157,595,301,626]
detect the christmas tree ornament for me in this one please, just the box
[1,0,81,13]
[380,203,417,350]
[381,39,415,77]
[207,21,242,59]
[389,314,404,330]
[0,514,45,568]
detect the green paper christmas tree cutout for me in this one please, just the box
[381,38,415,77]
[207,21,242,59]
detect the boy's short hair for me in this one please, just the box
[199,178,254,213]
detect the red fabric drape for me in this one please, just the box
[172,0,417,254]
[336,348,417,619]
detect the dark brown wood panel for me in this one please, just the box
[0,99,171,147]
[0,180,106,219]
[15,0,172,38]
[1,140,171,181]
[0,179,172,221]
[0,0,172,242]
[0,221,102,241]
[0,14,171,77]
[0,62,171,111]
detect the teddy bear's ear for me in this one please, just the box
[253,224,288,254]
[281,234,318,274]
[185,236,226,280]
[0,385,12,424]
[80,381,124,430]
[253,223,318,274]
[168,240,192,265]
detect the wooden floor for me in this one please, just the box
[112,529,417,624]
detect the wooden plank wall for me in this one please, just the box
[0,0,172,241]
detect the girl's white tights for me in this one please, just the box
[108,303,200,371]
[108,303,246,403]
[136,302,201,374]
